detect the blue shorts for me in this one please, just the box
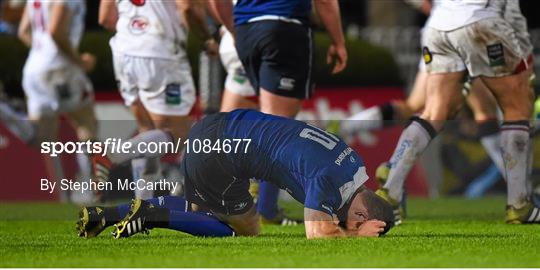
[235,20,314,100]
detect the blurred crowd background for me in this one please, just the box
[0,0,539,201]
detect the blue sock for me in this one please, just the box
[165,210,235,237]
[257,181,280,219]
[111,196,235,237]
[112,196,188,223]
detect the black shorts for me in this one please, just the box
[235,20,314,99]
[181,113,254,216]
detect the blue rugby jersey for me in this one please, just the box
[221,109,369,215]
[233,0,311,26]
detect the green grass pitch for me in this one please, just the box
[1,196,539,267]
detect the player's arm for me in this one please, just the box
[176,0,217,56]
[17,5,31,47]
[49,2,94,72]
[304,208,386,239]
[312,0,347,74]
[98,0,118,31]
[206,0,234,36]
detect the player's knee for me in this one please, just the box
[235,224,260,237]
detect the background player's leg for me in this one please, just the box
[127,101,160,199]
[467,80,506,175]
[0,101,34,143]
[258,89,302,222]
[481,70,534,210]
[342,71,427,133]
[64,103,99,203]
[383,72,465,202]
[257,181,280,220]
[220,89,257,112]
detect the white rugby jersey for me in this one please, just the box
[110,0,187,60]
[426,0,505,31]
[24,0,86,72]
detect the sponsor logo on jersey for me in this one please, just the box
[487,43,505,67]
[129,15,149,35]
[279,77,295,91]
[335,147,353,166]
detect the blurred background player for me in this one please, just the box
[334,0,535,201]
[217,24,298,225]
[208,0,348,225]
[375,0,539,224]
[0,0,98,203]
[96,0,217,200]
[218,26,257,112]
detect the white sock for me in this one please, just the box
[108,129,173,164]
[48,156,69,202]
[477,121,505,177]
[0,102,34,143]
[76,152,92,180]
[501,121,530,208]
[131,157,161,199]
[480,134,505,177]
[384,118,437,201]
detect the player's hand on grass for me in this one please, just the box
[327,43,347,74]
[356,220,386,237]
[80,52,96,72]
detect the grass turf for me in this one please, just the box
[0,196,539,267]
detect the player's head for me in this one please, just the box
[337,187,394,235]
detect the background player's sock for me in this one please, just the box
[383,117,437,202]
[108,129,174,164]
[257,181,280,220]
[501,121,530,209]
[76,152,92,180]
[342,103,394,133]
[0,102,34,143]
[105,196,189,226]
[131,157,161,199]
[477,120,505,176]
[151,209,234,237]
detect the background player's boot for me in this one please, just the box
[77,206,107,238]
[506,202,540,224]
[375,188,403,225]
[375,162,407,219]
[260,209,302,226]
[112,199,154,238]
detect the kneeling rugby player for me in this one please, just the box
[78,109,394,239]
